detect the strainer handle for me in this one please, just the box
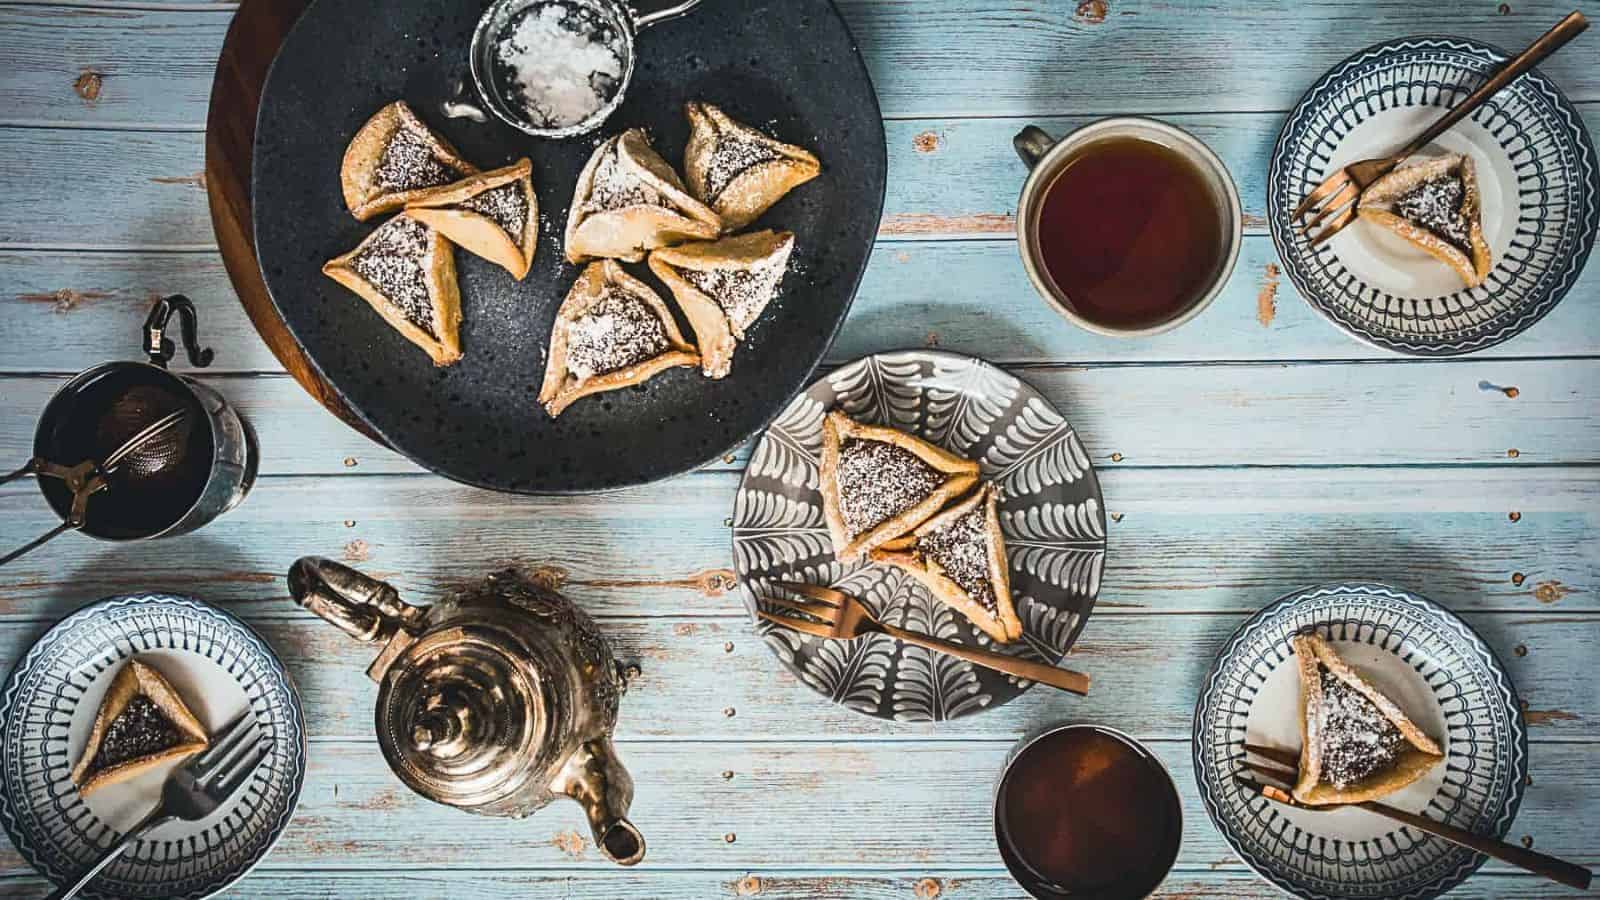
[632,0,702,30]
[0,521,77,568]
[144,295,214,370]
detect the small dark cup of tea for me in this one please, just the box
[1014,118,1242,337]
[994,723,1182,899]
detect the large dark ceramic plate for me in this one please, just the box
[253,0,885,492]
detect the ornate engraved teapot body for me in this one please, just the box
[287,556,645,864]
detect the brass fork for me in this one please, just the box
[758,581,1090,695]
[1290,11,1588,246]
[1238,743,1591,891]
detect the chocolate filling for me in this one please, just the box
[350,217,437,337]
[89,695,182,773]
[461,182,530,242]
[703,134,781,202]
[919,504,997,612]
[375,126,455,192]
[835,438,943,537]
[564,288,670,381]
[1395,177,1471,251]
[1317,669,1405,789]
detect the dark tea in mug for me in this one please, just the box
[995,725,1181,899]
[1034,137,1228,330]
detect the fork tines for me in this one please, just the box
[193,710,266,791]
[1290,172,1363,247]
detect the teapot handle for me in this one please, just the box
[288,556,429,646]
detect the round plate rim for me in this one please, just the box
[1266,34,1599,357]
[249,0,889,495]
[1191,580,1529,900]
[0,592,310,900]
[732,347,1107,721]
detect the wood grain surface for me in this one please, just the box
[0,1,1596,898]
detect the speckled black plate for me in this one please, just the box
[252,0,885,493]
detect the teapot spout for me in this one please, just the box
[552,737,646,865]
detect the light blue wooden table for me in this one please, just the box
[1,1,1597,897]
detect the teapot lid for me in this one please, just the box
[375,624,547,808]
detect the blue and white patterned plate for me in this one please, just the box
[1193,583,1527,900]
[0,594,307,899]
[733,350,1106,721]
[1268,37,1598,355]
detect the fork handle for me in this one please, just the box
[1398,12,1588,160]
[877,623,1090,695]
[45,809,173,900]
[1357,801,1591,890]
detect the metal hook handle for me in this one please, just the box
[144,295,214,369]
[632,0,702,30]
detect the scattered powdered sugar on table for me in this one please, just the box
[1316,669,1405,788]
[836,438,943,536]
[563,289,668,381]
[920,505,996,611]
[495,2,625,130]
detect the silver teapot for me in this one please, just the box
[287,556,645,865]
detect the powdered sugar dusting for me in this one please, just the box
[461,182,529,241]
[350,216,436,336]
[375,126,454,192]
[1395,176,1470,250]
[704,134,780,202]
[563,288,668,382]
[1316,669,1404,788]
[494,2,625,130]
[919,504,996,611]
[836,438,943,537]
[682,252,786,336]
[584,140,663,213]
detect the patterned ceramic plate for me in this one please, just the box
[733,350,1106,721]
[0,594,307,899]
[1194,583,1527,900]
[1269,36,1598,355]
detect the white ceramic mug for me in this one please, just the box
[1013,117,1244,337]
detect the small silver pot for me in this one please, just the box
[470,0,703,139]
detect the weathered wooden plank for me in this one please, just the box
[4,3,1598,126]
[4,357,1594,474]
[6,108,1597,246]
[8,240,1600,375]
[0,869,1583,899]
[0,467,1591,620]
[0,590,1590,740]
[0,739,1593,876]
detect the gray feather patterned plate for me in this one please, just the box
[733,350,1106,721]
[0,594,307,899]
[1269,36,1598,354]
[1193,583,1527,900]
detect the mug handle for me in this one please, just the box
[1013,125,1055,169]
[144,295,214,370]
[632,0,702,30]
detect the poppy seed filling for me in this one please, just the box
[1317,669,1405,788]
[836,438,943,537]
[704,134,781,202]
[683,259,784,336]
[919,505,997,612]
